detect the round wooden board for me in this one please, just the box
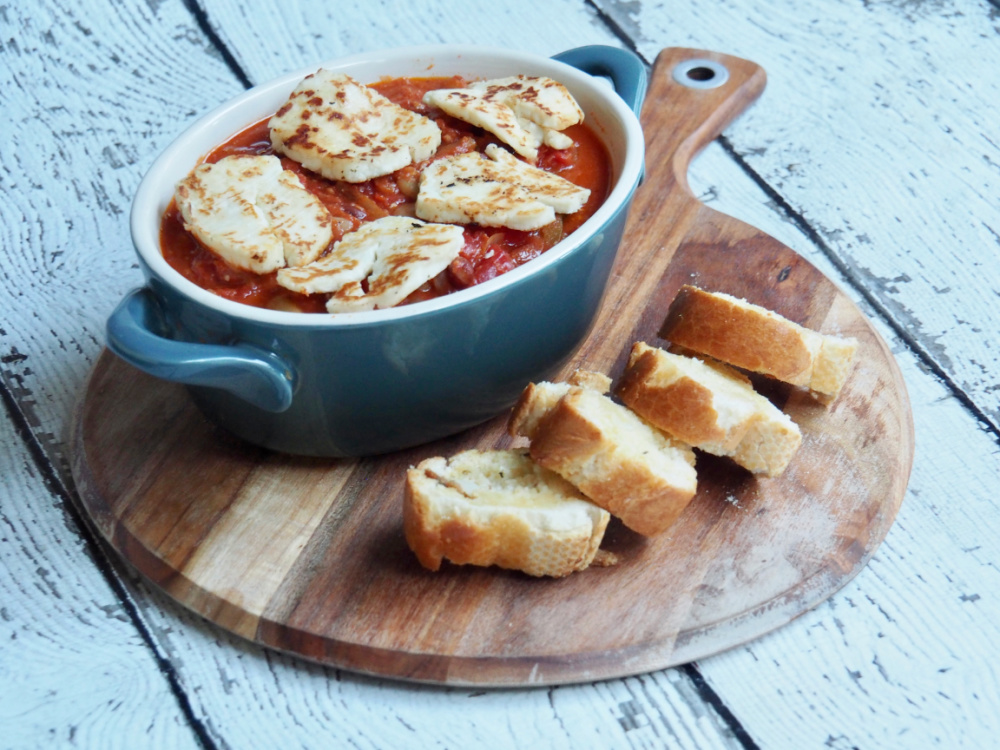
[69,49,914,686]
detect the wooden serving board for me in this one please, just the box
[70,48,914,686]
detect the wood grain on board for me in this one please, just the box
[70,48,914,686]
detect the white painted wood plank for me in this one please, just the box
[0,411,201,750]
[0,0,245,484]
[98,610,743,750]
[199,0,624,83]
[681,141,1000,748]
[0,6,230,732]
[595,0,1000,428]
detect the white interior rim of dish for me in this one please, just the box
[131,44,646,328]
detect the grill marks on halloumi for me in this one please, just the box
[416,143,591,231]
[175,71,599,313]
[174,155,334,274]
[269,71,442,183]
[276,217,465,312]
[423,76,584,163]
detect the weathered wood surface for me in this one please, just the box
[3,0,998,747]
[0,413,202,750]
[68,48,912,686]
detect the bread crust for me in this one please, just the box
[507,370,608,440]
[617,344,730,447]
[616,342,802,477]
[659,285,856,400]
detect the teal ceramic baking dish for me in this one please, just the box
[106,44,647,456]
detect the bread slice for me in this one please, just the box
[507,370,611,439]
[617,342,802,477]
[659,285,857,402]
[509,377,697,536]
[404,449,610,577]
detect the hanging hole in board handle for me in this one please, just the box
[672,58,730,89]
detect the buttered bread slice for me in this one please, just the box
[269,70,441,183]
[509,376,698,537]
[404,449,610,578]
[617,343,802,477]
[660,285,858,403]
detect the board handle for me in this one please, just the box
[105,287,296,413]
[642,48,767,195]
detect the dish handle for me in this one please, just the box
[553,45,648,118]
[105,287,296,413]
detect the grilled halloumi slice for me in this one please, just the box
[423,76,583,163]
[174,154,334,273]
[276,216,465,312]
[415,143,590,231]
[269,70,442,183]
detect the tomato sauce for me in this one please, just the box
[160,76,612,313]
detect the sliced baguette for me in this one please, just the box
[509,377,697,537]
[617,342,802,477]
[404,449,610,577]
[659,285,857,402]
